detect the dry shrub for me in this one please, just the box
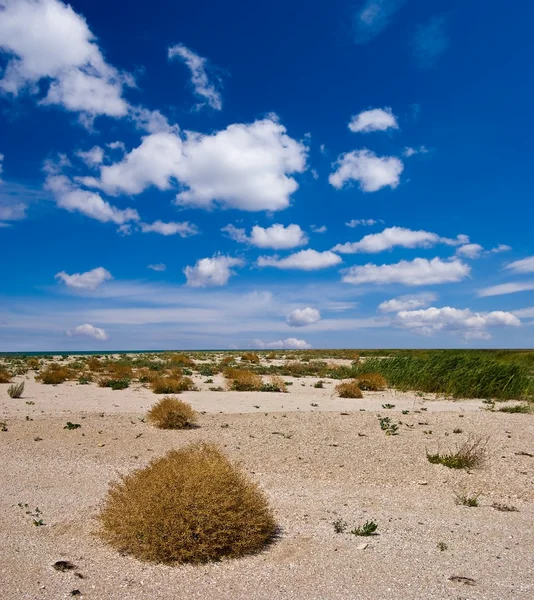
[147,397,197,429]
[87,357,103,372]
[224,368,262,391]
[136,367,159,383]
[98,443,276,564]
[151,376,196,394]
[169,354,195,368]
[220,356,235,367]
[241,352,260,364]
[335,380,363,399]
[26,358,40,370]
[0,368,12,384]
[36,365,72,384]
[106,364,134,379]
[262,376,287,393]
[357,373,387,391]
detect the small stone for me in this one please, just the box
[356,543,368,550]
[418,481,428,485]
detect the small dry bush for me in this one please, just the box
[106,363,134,379]
[357,373,387,391]
[335,380,363,399]
[98,443,276,564]
[36,365,72,384]
[261,376,287,393]
[8,381,24,398]
[86,357,103,372]
[147,397,197,429]
[26,358,40,370]
[169,354,195,368]
[220,356,235,368]
[224,368,262,391]
[427,435,488,470]
[151,376,196,394]
[136,367,159,383]
[241,352,260,364]
[0,368,12,384]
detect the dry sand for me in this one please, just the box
[1,368,533,599]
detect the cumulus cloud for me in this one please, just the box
[66,323,108,340]
[333,226,468,254]
[477,282,534,297]
[222,223,308,249]
[311,225,327,233]
[168,43,221,110]
[403,146,428,157]
[343,257,470,286]
[456,243,511,260]
[81,118,307,211]
[147,263,166,272]
[286,307,321,327]
[140,220,199,237]
[505,255,534,274]
[378,292,437,313]
[55,266,112,290]
[257,249,342,271]
[353,0,408,43]
[45,174,139,224]
[395,306,520,339]
[0,0,131,120]
[346,219,378,227]
[329,150,403,192]
[413,16,449,68]
[348,108,398,133]
[77,146,104,167]
[254,337,312,349]
[184,255,244,287]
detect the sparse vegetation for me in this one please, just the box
[98,443,276,564]
[333,518,347,533]
[350,520,378,536]
[0,368,12,383]
[98,377,130,390]
[437,542,448,551]
[36,365,72,384]
[150,376,196,394]
[378,416,399,435]
[261,376,287,393]
[335,380,363,399]
[147,397,197,429]
[454,491,481,507]
[491,502,518,512]
[498,403,532,414]
[63,422,81,430]
[224,368,263,391]
[7,381,24,398]
[427,435,488,470]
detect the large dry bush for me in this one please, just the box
[150,376,196,394]
[147,397,197,429]
[241,352,260,364]
[335,380,363,399]
[357,373,387,391]
[0,368,12,384]
[224,368,262,391]
[36,364,72,384]
[98,443,276,564]
[169,354,195,368]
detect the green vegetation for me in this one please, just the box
[98,443,276,564]
[350,520,378,536]
[427,436,487,469]
[498,403,532,414]
[378,416,399,435]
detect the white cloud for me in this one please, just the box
[0,152,3,180]
[348,107,398,133]
[329,150,403,192]
[128,107,176,134]
[55,266,112,290]
[0,0,131,119]
[343,257,470,286]
[257,249,342,271]
[77,146,104,167]
[396,306,520,339]
[346,219,378,227]
[140,220,199,237]
[513,307,534,319]
[333,226,468,254]
[107,141,125,152]
[82,118,307,211]
[254,337,312,349]
[456,243,484,259]
[505,255,534,274]
[184,255,244,288]
[403,146,428,157]
[286,307,321,327]
[413,16,449,68]
[168,43,221,111]
[353,0,408,43]
[223,223,308,249]
[45,174,139,224]
[311,225,327,233]
[147,263,167,272]
[477,282,534,297]
[66,323,108,341]
[379,292,437,313]
[0,178,27,223]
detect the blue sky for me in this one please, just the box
[1,0,533,351]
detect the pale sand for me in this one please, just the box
[1,371,533,599]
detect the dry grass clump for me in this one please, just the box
[86,357,103,372]
[8,381,24,398]
[150,376,196,394]
[98,443,276,564]
[263,375,287,393]
[224,368,263,391]
[241,352,260,364]
[357,373,387,391]
[0,368,12,383]
[335,380,363,398]
[136,367,160,383]
[36,365,72,384]
[169,353,195,368]
[147,397,197,429]
[427,435,488,470]
[220,356,235,368]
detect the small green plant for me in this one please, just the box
[0,421,7,432]
[427,435,488,470]
[333,518,347,533]
[454,491,481,507]
[350,520,378,536]
[78,374,92,385]
[314,381,324,389]
[64,422,81,430]
[7,381,24,398]
[498,404,532,414]
[205,378,214,384]
[381,403,395,409]
[437,541,448,551]
[33,519,45,527]
[209,386,225,392]
[453,428,462,434]
[402,410,410,415]
[378,416,399,436]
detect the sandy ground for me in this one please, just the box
[1,372,533,599]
